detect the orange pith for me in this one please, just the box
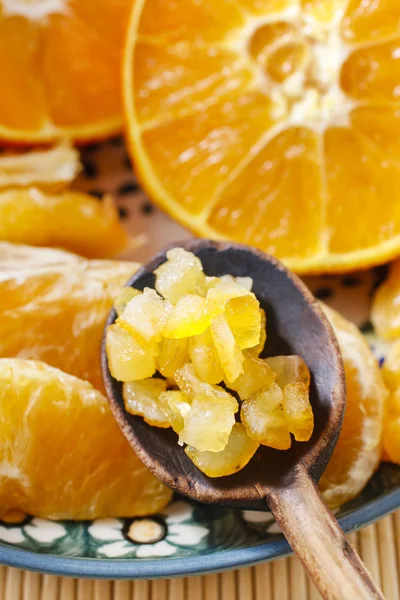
[0,144,80,190]
[124,0,400,274]
[0,243,139,393]
[0,358,172,521]
[0,0,132,143]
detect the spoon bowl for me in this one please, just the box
[102,239,383,599]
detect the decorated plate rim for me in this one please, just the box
[0,488,399,579]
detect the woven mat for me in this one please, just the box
[1,514,399,600]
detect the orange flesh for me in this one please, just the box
[0,359,172,520]
[0,0,133,143]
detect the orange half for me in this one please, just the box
[124,0,400,273]
[0,0,132,143]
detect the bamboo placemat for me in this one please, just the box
[1,515,399,600]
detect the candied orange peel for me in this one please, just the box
[106,247,314,477]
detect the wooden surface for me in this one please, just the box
[1,516,400,600]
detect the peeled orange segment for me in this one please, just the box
[0,358,172,520]
[0,144,80,190]
[125,0,400,273]
[123,379,169,428]
[0,243,139,393]
[0,0,133,144]
[319,305,387,508]
[379,341,400,464]
[382,340,400,393]
[106,323,157,382]
[371,260,400,340]
[228,354,275,400]
[0,188,128,258]
[179,394,236,452]
[185,423,259,478]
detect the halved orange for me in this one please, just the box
[0,243,139,393]
[0,0,132,143]
[124,0,400,273]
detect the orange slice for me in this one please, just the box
[0,358,172,520]
[0,188,128,258]
[124,0,400,273]
[0,0,132,143]
[319,305,387,508]
[0,243,139,393]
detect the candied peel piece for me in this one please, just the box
[241,383,291,450]
[154,247,205,304]
[228,354,275,400]
[106,323,156,382]
[210,314,244,382]
[225,294,261,350]
[179,394,236,452]
[185,423,259,478]
[114,287,141,317]
[200,274,253,294]
[282,382,314,442]
[157,338,189,378]
[266,355,310,389]
[248,308,267,356]
[174,363,238,412]
[206,279,252,315]
[163,294,211,338]
[158,390,191,434]
[123,379,169,427]
[188,328,224,384]
[118,288,170,345]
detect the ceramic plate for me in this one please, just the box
[0,139,399,579]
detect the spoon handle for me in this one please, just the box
[267,463,384,600]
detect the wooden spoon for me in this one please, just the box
[102,239,384,600]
